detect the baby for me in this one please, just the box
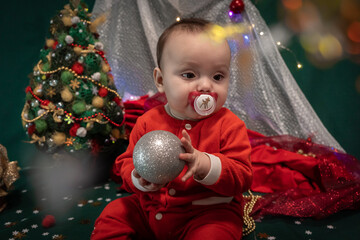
[92,18,252,240]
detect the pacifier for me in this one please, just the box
[188,91,218,116]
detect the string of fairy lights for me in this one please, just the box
[175,2,303,71]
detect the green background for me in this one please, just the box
[0,0,359,167]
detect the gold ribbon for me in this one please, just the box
[0,144,20,212]
[21,102,48,123]
[61,4,76,16]
[80,44,95,54]
[41,103,64,123]
[83,114,108,124]
[21,103,32,123]
[53,108,65,123]
[26,134,46,144]
[22,102,64,123]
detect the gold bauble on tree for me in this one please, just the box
[46,39,55,48]
[111,128,121,139]
[52,131,67,146]
[61,87,73,102]
[73,46,83,55]
[62,16,73,27]
[92,96,104,108]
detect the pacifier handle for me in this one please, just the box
[188,92,218,116]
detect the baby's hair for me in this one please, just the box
[156,18,211,68]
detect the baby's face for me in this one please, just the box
[154,31,231,120]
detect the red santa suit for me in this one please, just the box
[92,105,252,240]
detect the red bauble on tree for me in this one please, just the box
[229,0,245,14]
[52,40,58,50]
[98,87,108,97]
[71,62,84,75]
[27,124,36,136]
[113,96,121,106]
[69,123,80,137]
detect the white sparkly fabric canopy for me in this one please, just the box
[92,0,343,151]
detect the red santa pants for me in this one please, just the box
[91,194,243,240]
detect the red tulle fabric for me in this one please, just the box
[123,95,150,135]
[121,93,360,219]
[248,131,360,219]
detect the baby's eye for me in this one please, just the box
[213,74,224,81]
[181,73,196,79]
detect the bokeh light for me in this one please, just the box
[347,21,360,43]
[280,0,360,67]
[282,0,303,10]
[340,0,360,20]
[300,33,321,54]
[205,23,248,44]
[348,42,360,55]
[318,34,343,60]
[284,1,321,33]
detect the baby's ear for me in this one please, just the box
[153,67,165,93]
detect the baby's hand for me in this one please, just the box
[180,129,211,182]
[133,170,164,191]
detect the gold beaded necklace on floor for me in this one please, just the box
[242,190,261,236]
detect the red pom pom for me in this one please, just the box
[42,215,56,228]
[98,88,108,97]
[27,124,36,136]
[71,62,84,75]
[229,0,245,13]
[25,86,32,93]
[69,123,80,137]
[113,97,121,106]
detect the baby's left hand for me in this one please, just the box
[180,129,211,182]
[133,170,165,191]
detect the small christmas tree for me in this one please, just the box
[21,1,125,158]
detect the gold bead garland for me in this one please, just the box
[21,86,125,127]
[242,190,261,236]
[36,60,121,100]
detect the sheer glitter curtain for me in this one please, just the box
[92,0,343,151]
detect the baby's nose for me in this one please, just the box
[197,77,212,92]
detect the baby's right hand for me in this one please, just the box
[133,169,164,191]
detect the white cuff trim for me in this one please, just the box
[131,169,153,192]
[195,153,221,185]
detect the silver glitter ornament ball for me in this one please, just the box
[133,130,185,184]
